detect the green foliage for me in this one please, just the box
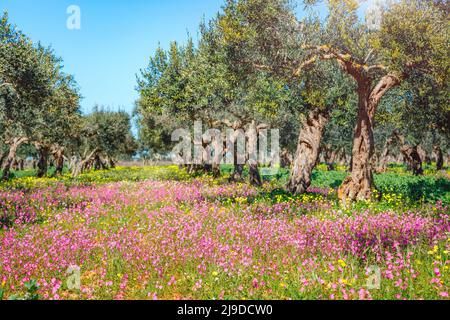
[82,107,137,161]
[375,173,450,204]
[0,166,192,191]
[308,170,450,204]
[376,0,449,85]
[7,280,40,300]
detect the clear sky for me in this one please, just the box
[1,0,373,115]
[1,0,225,114]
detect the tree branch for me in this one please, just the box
[368,74,401,118]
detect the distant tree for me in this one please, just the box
[136,24,297,185]
[72,108,136,176]
[31,46,82,177]
[0,12,54,179]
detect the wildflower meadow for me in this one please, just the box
[0,166,448,300]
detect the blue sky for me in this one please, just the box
[1,1,373,115]
[1,0,225,114]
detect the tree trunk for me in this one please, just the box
[417,145,430,166]
[0,151,7,168]
[280,148,292,169]
[52,145,65,176]
[94,154,102,170]
[337,148,347,166]
[392,131,423,175]
[230,163,244,182]
[248,159,262,186]
[68,156,77,171]
[108,157,116,169]
[228,146,244,181]
[203,163,213,173]
[209,132,223,178]
[1,137,28,180]
[434,145,443,171]
[401,145,423,175]
[246,121,262,187]
[18,158,24,171]
[94,154,107,170]
[377,133,395,173]
[322,144,336,171]
[287,109,329,194]
[229,133,245,182]
[11,158,18,171]
[338,85,376,202]
[36,144,50,178]
[212,163,221,178]
[72,149,98,177]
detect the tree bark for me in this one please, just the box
[248,159,262,186]
[417,145,430,166]
[377,133,395,173]
[51,145,65,176]
[1,137,28,180]
[108,157,116,169]
[0,151,6,168]
[392,131,423,175]
[287,109,329,194]
[35,143,50,178]
[433,145,444,171]
[67,156,76,171]
[338,72,400,202]
[209,132,223,178]
[338,84,376,201]
[94,154,107,170]
[72,149,98,177]
[280,148,292,169]
[401,145,423,175]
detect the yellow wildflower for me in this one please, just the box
[338,259,346,268]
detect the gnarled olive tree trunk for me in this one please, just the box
[35,143,50,178]
[338,73,400,202]
[401,145,423,175]
[339,84,376,201]
[434,145,444,171]
[2,137,28,180]
[393,131,423,176]
[287,109,329,194]
[72,149,98,177]
[51,145,65,176]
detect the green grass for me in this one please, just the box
[1,164,449,204]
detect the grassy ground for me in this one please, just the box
[0,166,448,300]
